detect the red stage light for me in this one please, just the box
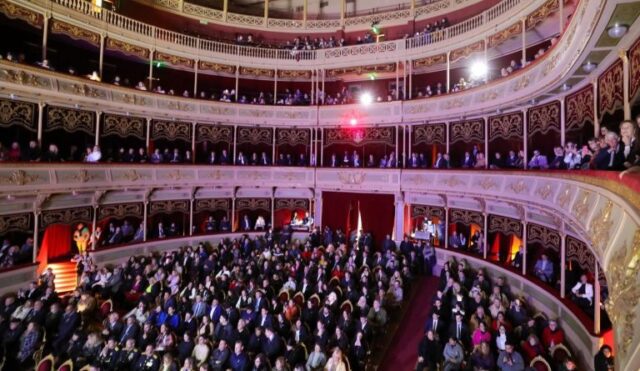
[349,118,358,126]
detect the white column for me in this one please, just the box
[95,111,102,146]
[264,0,269,24]
[99,34,105,78]
[303,0,308,25]
[402,61,407,100]
[193,59,199,97]
[32,211,40,262]
[223,0,228,21]
[191,122,196,163]
[143,201,149,241]
[314,190,323,227]
[446,51,451,93]
[522,109,528,169]
[593,81,599,137]
[321,69,325,100]
[42,15,50,60]
[445,121,450,155]
[395,62,400,100]
[146,118,151,149]
[482,212,488,259]
[594,262,601,334]
[560,98,566,146]
[148,50,155,90]
[521,18,526,65]
[91,205,98,248]
[621,49,631,120]
[272,127,277,163]
[270,196,275,228]
[408,61,413,100]
[233,125,238,160]
[37,103,45,144]
[444,207,449,249]
[394,195,405,241]
[395,124,399,166]
[189,198,194,236]
[320,128,324,167]
[231,196,236,232]
[235,67,240,102]
[560,232,566,298]
[274,69,278,105]
[521,221,527,275]
[406,125,411,166]
[484,117,489,169]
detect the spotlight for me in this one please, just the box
[582,61,597,73]
[561,83,572,92]
[360,92,373,106]
[9,93,15,100]
[607,23,628,39]
[469,60,488,80]
[349,117,358,126]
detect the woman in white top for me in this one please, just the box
[495,324,508,351]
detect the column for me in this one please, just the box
[264,0,269,24]
[232,125,239,162]
[395,62,400,100]
[274,69,278,105]
[408,61,413,100]
[558,0,564,34]
[37,103,45,143]
[521,18,526,65]
[148,50,155,90]
[444,207,449,249]
[405,125,410,167]
[594,262,601,334]
[142,201,149,241]
[320,128,324,167]
[482,212,488,259]
[321,69,325,99]
[235,66,240,102]
[484,117,489,169]
[445,121,450,154]
[145,118,152,150]
[270,196,275,229]
[42,15,50,61]
[621,49,631,120]
[272,127,277,163]
[592,81,599,137]
[314,190,323,227]
[395,124,400,165]
[446,51,451,93]
[95,111,102,147]
[191,122,196,163]
[340,0,345,23]
[303,0,308,24]
[91,205,98,248]
[99,34,105,78]
[522,109,528,169]
[394,195,405,241]
[231,196,236,232]
[32,211,40,262]
[560,232,566,298]
[521,221,527,276]
[560,98,566,146]
[189,198,194,236]
[223,0,228,21]
[193,59,199,97]
[403,61,407,100]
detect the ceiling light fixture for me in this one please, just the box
[582,61,597,73]
[561,83,572,92]
[607,23,628,39]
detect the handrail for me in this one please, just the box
[44,0,526,62]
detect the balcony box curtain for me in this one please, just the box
[410,123,446,167]
[276,128,311,166]
[322,127,395,167]
[410,205,445,247]
[100,113,146,162]
[236,127,273,165]
[527,101,561,160]
[150,120,192,160]
[487,215,522,265]
[234,198,271,232]
[38,207,93,270]
[96,203,144,246]
[449,119,485,167]
[448,208,483,252]
[0,98,37,147]
[194,199,231,234]
[148,200,189,238]
[45,106,96,161]
[195,124,234,163]
[487,111,524,167]
[274,199,309,229]
[565,85,595,145]
[321,192,394,249]
[0,212,34,264]
[630,36,640,104]
[598,59,625,128]
[526,222,561,288]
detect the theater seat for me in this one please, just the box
[36,354,54,371]
[340,300,353,314]
[293,291,305,306]
[529,355,552,371]
[57,359,73,371]
[99,299,113,318]
[278,289,290,303]
[551,343,572,364]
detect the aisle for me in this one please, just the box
[377,276,439,371]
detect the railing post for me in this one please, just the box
[32,210,40,263]
[99,33,105,78]
[42,13,50,61]
[594,261,601,335]
[95,111,102,147]
[592,80,599,137]
[560,228,566,298]
[621,49,631,120]
[37,102,45,144]
[521,220,527,276]
[143,200,149,242]
[560,98,566,146]
[482,212,488,259]
[523,108,528,169]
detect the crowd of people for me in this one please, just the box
[0,226,428,370]
[0,237,34,269]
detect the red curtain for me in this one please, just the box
[274,208,307,229]
[37,224,72,272]
[321,192,395,249]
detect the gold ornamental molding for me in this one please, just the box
[0,213,32,234]
[566,235,595,271]
[196,124,233,144]
[106,38,150,60]
[572,190,591,221]
[198,61,235,74]
[526,0,558,29]
[527,100,560,136]
[0,0,42,28]
[274,198,309,211]
[488,111,524,141]
[488,214,522,236]
[41,207,92,229]
[338,172,366,185]
[277,70,311,79]
[239,66,275,78]
[46,106,95,135]
[0,98,36,131]
[488,21,523,48]
[449,208,483,226]
[103,113,146,139]
[325,127,394,146]
[237,127,273,145]
[450,119,485,144]
[598,59,624,119]
[235,198,271,212]
[589,200,614,257]
[50,19,100,46]
[413,54,446,69]
[149,200,189,216]
[0,170,40,186]
[0,68,50,88]
[565,85,594,131]
[411,205,445,219]
[528,223,561,251]
[151,120,192,141]
[156,51,195,69]
[630,36,640,100]
[450,40,484,63]
[326,63,395,78]
[276,128,310,146]
[63,170,95,184]
[412,123,446,145]
[194,199,230,213]
[98,203,144,219]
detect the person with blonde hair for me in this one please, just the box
[324,347,347,371]
[620,120,639,168]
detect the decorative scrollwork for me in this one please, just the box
[572,190,591,221]
[98,203,143,219]
[156,52,194,69]
[565,85,594,131]
[151,120,192,141]
[450,119,484,144]
[450,40,484,63]
[488,112,523,141]
[488,215,522,236]
[450,209,483,226]
[236,198,271,212]
[589,201,614,256]
[106,38,150,59]
[0,98,36,131]
[0,170,40,185]
[50,19,99,45]
[325,127,394,146]
[0,0,42,27]
[488,21,523,48]
[526,0,559,29]
[41,207,92,229]
[528,223,560,251]
[276,128,310,146]
[566,235,594,270]
[149,200,189,216]
[46,106,95,134]
[337,172,366,185]
[528,101,561,136]
[630,36,640,100]
[198,61,236,74]
[327,63,395,78]
[195,199,230,213]
[275,199,309,211]
[239,66,275,78]
[237,127,272,145]
[196,124,233,144]
[277,70,312,79]
[103,113,145,139]
[413,54,446,69]
[598,59,624,119]
[412,123,445,145]
[411,205,444,219]
[0,213,32,234]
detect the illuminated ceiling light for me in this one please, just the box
[582,61,597,73]
[360,92,373,106]
[349,117,358,126]
[469,60,488,80]
[9,93,15,100]
[607,23,628,39]
[561,83,572,92]
[368,72,377,80]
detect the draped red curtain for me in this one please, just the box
[274,208,307,229]
[37,224,72,272]
[322,192,394,249]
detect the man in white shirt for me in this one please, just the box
[571,274,594,312]
[86,145,102,163]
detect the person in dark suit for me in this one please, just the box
[448,313,470,348]
[434,153,448,169]
[210,339,231,370]
[219,216,231,232]
[259,152,270,166]
[462,151,475,168]
[329,153,338,167]
[229,341,250,371]
[116,338,139,370]
[54,304,80,353]
[219,149,230,165]
[511,245,524,269]
[382,234,396,253]
[425,311,446,341]
[204,216,216,233]
[135,344,160,370]
[169,148,182,163]
[256,307,274,329]
[241,215,252,231]
[595,132,624,170]
[341,151,351,167]
[119,316,139,345]
[262,327,283,364]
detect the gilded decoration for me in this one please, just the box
[98,203,143,219]
[275,199,309,211]
[63,83,102,98]
[528,101,560,136]
[0,98,36,131]
[488,112,523,141]
[63,170,94,183]
[478,177,498,190]
[441,176,465,187]
[50,19,99,45]
[572,190,591,221]
[557,184,572,208]
[450,119,484,144]
[237,127,273,145]
[277,70,311,79]
[526,0,559,29]
[509,180,528,194]
[630,36,640,99]
[239,67,275,78]
[0,68,48,88]
[106,38,150,60]
[236,198,271,212]
[276,129,310,146]
[155,52,194,69]
[535,183,553,201]
[151,120,192,141]
[488,22,523,48]
[444,99,465,110]
[199,61,236,74]
[117,169,148,182]
[195,199,230,213]
[598,59,624,119]
[413,54,446,69]
[589,201,614,256]
[450,40,484,63]
[0,0,41,27]
[0,170,40,186]
[41,207,92,229]
[488,215,522,236]
[167,170,193,181]
[338,172,366,185]
[565,85,594,131]
[326,63,395,78]
[149,200,189,216]
[412,123,445,145]
[196,124,233,143]
[405,174,431,186]
[566,235,595,270]
[46,106,95,135]
[528,223,560,251]
[0,213,32,234]
[103,114,145,139]
[325,127,394,146]
[411,205,444,219]
[450,209,483,226]
[605,229,640,356]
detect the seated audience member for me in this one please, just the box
[549,146,566,169]
[241,215,252,231]
[595,132,624,170]
[254,216,266,231]
[563,142,581,169]
[541,319,565,349]
[417,330,441,371]
[521,334,544,362]
[442,336,464,371]
[497,342,525,371]
[470,341,495,371]
[489,152,505,169]
[620,120,639,168]
[570,274,593,312]
[594,344,614,371]
[528,150,548,169]
[533,253,554,283]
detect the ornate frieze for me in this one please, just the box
[488,21,523,48]
[277,70,312,79]
[194,199,230,213]
[276,128,310,146]
[0,0,42,27]
[411,205,445,219]
[41,207,92,229]
[488,111,523,141]
[566,235,595,270]
[526,0,559,29]
[98,203,143,219]
[598,59,624,119]
[155,52,194,69]
[565,85,594,131]
[450,40,484,63]
[151,120,192,141]
[528,223,560,251]
[196,124,233,143]
[237,127,273,145]
[0,98,36,131]
[239,66,275,78]
[326,63,395,78]
[449,119,485,144]
[106,38,150,60]
[527,100,560,136]
[46,106,95,134]
[0,213,32,234]
[103,113,145,139]
[325,127,394,146]
[630,36,640,100]
[487,215,522,236]
[198,61,236,74]
[412,123,446,145]
[274,199,309,211]
[149,200,189,216]
[413,54,446,69]
[589,201,614,257]
[51,19,99,45]
[235,198,271,212]
[450,209,483,226]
